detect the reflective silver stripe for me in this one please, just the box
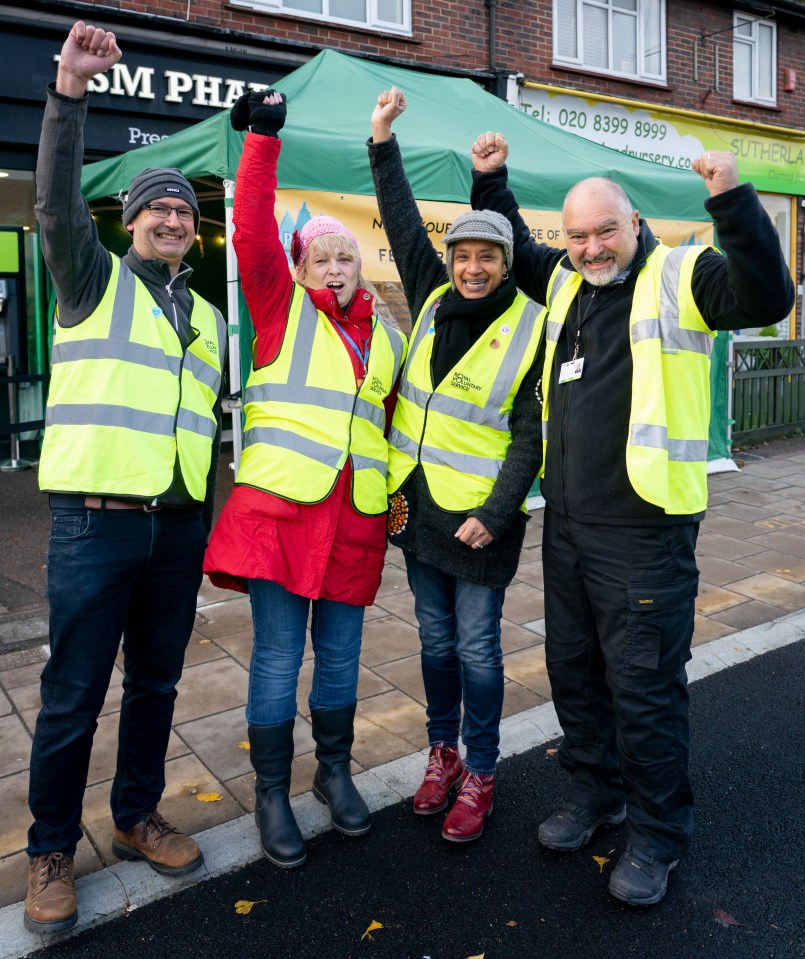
[631,317,713,355]
[399,379,508,431]
[427,393,509,431]
[354,396,386,430]
[288,293,319,385]
[50,339,182,374]
[542,420,549,441]
[109,261,137,339]
[390,426,503,478]
[387,325,405,374]
[399,380,429,406]
[242,426,345,468]
[546,320,563,343]
[45,403,175,436]
[486,299,543,412]
[630,423,708,462]
[548,266,574,305]
[400,296,540,432]
[351,453,388,475]
[400,289,446,378]
[211,304,227,358]
[388,426,418,460]
[419,443,503,479]
[184,353,222,393]
[657,247,713,357]
[176,408,217,439]
[244,382,356,414]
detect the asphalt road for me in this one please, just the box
[27,639,805,959]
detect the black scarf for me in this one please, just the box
[430,272,518,387]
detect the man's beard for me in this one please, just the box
[578,252,621,286]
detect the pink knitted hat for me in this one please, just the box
[290,215,362,269]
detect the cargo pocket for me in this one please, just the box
[625,576,697,673]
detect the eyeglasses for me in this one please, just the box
[141,204,195,222]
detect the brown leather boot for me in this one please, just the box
[24,852,78,934]
[112,811,203,876]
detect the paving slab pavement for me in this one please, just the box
[2,438,805,942]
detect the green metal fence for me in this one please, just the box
[732,339,805,444]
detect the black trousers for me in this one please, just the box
[542,507,699,861]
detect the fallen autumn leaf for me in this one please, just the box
[235,899,268,915]
[361,920,384,940]
[593,856,610,874]
[196,792,223,803]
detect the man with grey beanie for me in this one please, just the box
[25,21,225,935]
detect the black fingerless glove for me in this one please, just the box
[230,90,287,138]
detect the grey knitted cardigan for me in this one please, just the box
[368,134,543,588]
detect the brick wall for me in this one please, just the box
[77,0,495,73]
[75,0,804,130]
[496,0,804,132]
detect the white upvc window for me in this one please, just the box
[733,13,776,105]
[553,0,666,83]
[230,0,411,35]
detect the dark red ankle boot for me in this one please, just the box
[441,771,494,842]
[413,744,464,816]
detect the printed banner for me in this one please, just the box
[518,87,805,196]
[275,190,715,284]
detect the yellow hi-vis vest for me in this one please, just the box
[543,244,714,514]
[387,283,546,512]
[237,283,407,516]
[39,254,225,501]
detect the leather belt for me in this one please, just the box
[84,496,161,512]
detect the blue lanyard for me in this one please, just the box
[333,316,378,374]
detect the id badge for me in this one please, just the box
[559,357,585,383]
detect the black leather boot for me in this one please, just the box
[248,721,306,868]
[311,704,371,836]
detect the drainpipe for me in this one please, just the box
[486,0,497,71]
[486,0,509,100]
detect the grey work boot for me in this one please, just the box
[538,801,626,851]
[609,844,679,906]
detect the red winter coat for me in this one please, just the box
[203,133,396,606]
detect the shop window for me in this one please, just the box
[752,192,793,336]
[553,0,665,83]
[230,0,410,34]
[733,13,776,105]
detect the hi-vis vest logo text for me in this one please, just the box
[450,371,482,392]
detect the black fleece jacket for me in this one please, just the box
[369,135,543,588]
[36,85,223,530]
[471,166,795,525]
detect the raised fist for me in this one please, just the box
[230,89,287,137]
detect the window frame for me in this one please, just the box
[732,12,777,106]
[229,0,412,36]
[552,0,667,84]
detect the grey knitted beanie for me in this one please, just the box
[443,209,514,278]
[122,168,199,228]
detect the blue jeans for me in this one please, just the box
[27,504,206,857]
[247,579,365,727]
[404,552,505,775]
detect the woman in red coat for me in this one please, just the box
[204,91,405,869]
